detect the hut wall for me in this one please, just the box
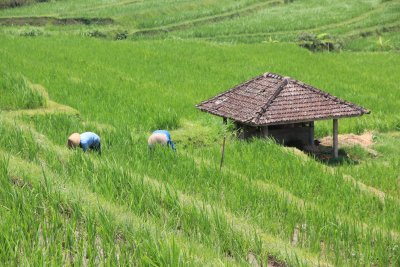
[268,127,309,147]
[235,123,264,139]
[235,122,314,148]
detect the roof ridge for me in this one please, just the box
[250,77,289,124]
[291,79,370,114]
[263,72,284,79]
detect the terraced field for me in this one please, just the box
[0,0,399,50]
[0,0,399,266]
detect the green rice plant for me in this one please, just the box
[1,37,399,134]
[0,71,47,110]
[0,151,228,265]
[149,109,181,131]
[1,100,399,266]
[0,8,399,264]
[0,0,398,51]
[0,121,40,161]
[0,0,274,29]
[174,0,382,37]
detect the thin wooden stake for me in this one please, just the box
[220,118,227,170]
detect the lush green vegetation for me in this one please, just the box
[0,0,399,265]
[0,36,399,266]
[0,71,47,110]
[1,37,399,134]
[0,0,399,51]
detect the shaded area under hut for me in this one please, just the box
[196,72,369,158]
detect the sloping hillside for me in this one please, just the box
[0,0,399,50]
[0,37,399,265]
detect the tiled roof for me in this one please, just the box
[196,72,369,125]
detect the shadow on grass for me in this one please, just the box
[303,144,360,166]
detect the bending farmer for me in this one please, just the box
[67,132,101,154]
[148,130,176,151]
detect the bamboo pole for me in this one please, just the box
[220,118,227,170]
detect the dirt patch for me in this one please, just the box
[0,16,113,26]
[303,132,376,163]
[247,252,259,267]
[10,175,32,189]
[319,131,373,148]
[247,252,286,267]
[268,255,286,267]
[0,0,35,10]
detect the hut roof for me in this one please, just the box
[196,72,369,126]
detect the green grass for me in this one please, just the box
[175,0,380,37]
[0,35,399,265]
[1,37,399,134]
[344,31,400,51]
[0,0,399,51]
[338,132,400,199]
[0,0,269,28]
[0,71,47,110]
[0,0,400,265]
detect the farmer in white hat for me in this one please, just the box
[148,130,176,151]
[67,132,101,154]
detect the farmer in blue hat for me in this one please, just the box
[148,130,176,151]
[67,132,101,154]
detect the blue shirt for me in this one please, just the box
[80,132,100,151]
[152,130,176,151]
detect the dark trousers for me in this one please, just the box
[90,143,101,155]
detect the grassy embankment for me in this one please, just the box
[0,71,47,110]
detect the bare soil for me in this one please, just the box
[303,132,376,162]
[247,252,286,267]
[319,131,373,148]
[10,175,32,189]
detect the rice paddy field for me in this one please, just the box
[0,0,400,266]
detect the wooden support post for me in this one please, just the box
[243,125,249,139]
[309,121,314,145]
[333,119,338,158]
[220,117,227,170]
[262,126,269,137]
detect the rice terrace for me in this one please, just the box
[0,0,399,266]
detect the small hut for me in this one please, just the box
[196,72,369,158]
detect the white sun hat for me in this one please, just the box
[148,133,168,148]
[67,133,80,148]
